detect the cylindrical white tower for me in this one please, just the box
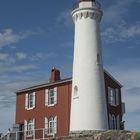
[70,0,108,132]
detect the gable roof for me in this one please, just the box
[16,70,122,94]
[16,78,72,93]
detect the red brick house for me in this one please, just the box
[15,68,125,139]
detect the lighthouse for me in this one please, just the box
[70,0,109,132]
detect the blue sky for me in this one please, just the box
[0,0,140,132]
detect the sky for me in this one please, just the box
[0,0,140,133]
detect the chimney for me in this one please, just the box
[49,67,61,83]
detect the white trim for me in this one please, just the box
[45,88,58,107]
[45,117,48,134]
[33,118,35,130]
[25,94,28,109]
[54,87,57,105]
[26,119,35,137]
[24,120,27,131]
[25,92,36,110]
[33,92,36,108]
[45,89,49,106]
[54,116,57,134]
[48,117,54,136]
[44,116,57,136]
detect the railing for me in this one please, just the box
[73,0,101,10]
[0,128,56,140]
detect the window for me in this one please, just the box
[25,92,36,110]
[109,114,113,129]
[49,89,55,105]
[45,116,57,135]
[24,119,35,136]
[108,87,120,106]
[116,115,120,129]
[112,115,116,129]
[109,114,117,129]
[108,87,115,105]
[115,89,119,105]
[45,87,57,106]
[74,85,78,96]
[97,53,101,64]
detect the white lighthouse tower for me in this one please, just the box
[70,0,108,132]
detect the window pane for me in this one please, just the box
[27,93,34,108]
[27,120,33,135]
[48,89,55,105]
[49,117,54,134]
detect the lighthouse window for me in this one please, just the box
[97,53,101,64]
[74,86,78,96]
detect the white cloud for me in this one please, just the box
[0,28,43,48]
[0,29,24,48]
[31,52,57,61]
[103,0,133,24]
[124,113,140,131]
[0,52,57,75]
[120,24,140,38]
[60,41,73,48]
[55,10,73,29]
[0,53,9,60]
[0,64,37,73]
[0,105,15,133]
[0,53,16,66]
[16,52,27,60]
[101,0,140,44]
[0,76,47,132]
[102,22,140,43]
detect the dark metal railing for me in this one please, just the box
[73,0,101,10]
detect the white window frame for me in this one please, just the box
[24,119,35,137]
[25,92,36,110]
[45,87,57,107]
[45,116,57,136]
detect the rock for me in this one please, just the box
[55,131,140,140]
